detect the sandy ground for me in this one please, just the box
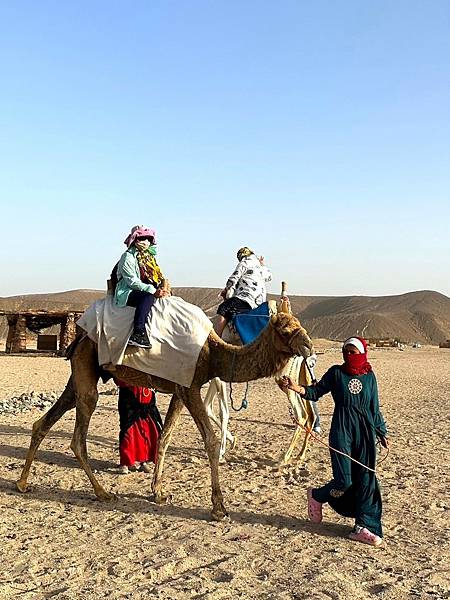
[0,346,449,600]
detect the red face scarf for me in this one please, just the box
[341,337,372,375]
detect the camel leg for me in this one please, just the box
[151,394,184,504]
[16,376,76,492]
[183,387,227,521]
[67,339,113,501]
[70,387,113,501]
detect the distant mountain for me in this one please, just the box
[1,288,449,345]
[0,289,106,313]
[287,290,450,344]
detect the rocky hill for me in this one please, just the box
[1,288,449,345]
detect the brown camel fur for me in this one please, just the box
[16,312,312,520]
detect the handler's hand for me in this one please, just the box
[379,436,390,449]
[277,375,291,392]
[155,288,170,298]
[277,376,304,395]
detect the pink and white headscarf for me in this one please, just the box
[124,225,156,247]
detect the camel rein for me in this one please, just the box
[288,408,389,472]
[228,353,249,411]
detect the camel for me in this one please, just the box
[16,311,313,520]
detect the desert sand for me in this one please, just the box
[0,345,449,599]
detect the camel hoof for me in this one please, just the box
[211,506,229,521]
[96,490,116,502]
[16,480,29,493]
[278,454,291,468]
[150,491,169,505]
[230,435,237,451]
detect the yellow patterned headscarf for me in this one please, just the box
[237,246,254,261]
[136,250,163,287]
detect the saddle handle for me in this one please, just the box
[279,281,291,314]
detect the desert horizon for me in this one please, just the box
[2,286,450,346]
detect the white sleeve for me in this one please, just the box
[225,261,247,296]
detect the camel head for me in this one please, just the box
[269,313,313,359]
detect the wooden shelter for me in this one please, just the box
[1,309,83,354]
[0,293,101,355]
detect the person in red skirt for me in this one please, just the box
[114,380,163,474]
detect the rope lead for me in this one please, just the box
[230,382,249,411]
[288,408,389,472]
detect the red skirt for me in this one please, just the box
[116,382,163,467]
[120,416,160,466]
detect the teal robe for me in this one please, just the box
[303,365,387,537]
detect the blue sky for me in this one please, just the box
[1,1,449,297]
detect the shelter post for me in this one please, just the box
[59,312,77,353]
[7,314,27,353]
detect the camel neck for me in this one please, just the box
[208,327,290,383]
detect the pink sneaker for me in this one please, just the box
[348,526,383,547]
[307,488,323,523]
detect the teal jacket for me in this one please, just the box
[114,247,157,307]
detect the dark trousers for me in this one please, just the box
[127,290,155,331]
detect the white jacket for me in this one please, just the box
[225,254,272,309]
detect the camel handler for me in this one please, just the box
[214,246,272,337]
[279,336,389,547]
[112,225,170,349]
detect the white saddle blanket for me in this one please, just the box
[77,294,213,387]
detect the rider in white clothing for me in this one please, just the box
[215,247,272,337]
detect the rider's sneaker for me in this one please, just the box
[348,525,383,546]
[128,330,152,348]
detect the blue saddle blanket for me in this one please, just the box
[232,302,270,345]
